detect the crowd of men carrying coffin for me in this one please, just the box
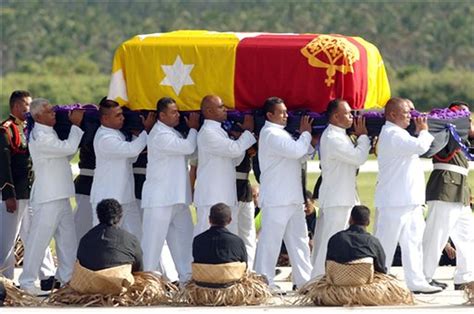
[0,89,473,306]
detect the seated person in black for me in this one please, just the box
[326,205,387,274]
[77,198,143,272]
[193,202,247,265]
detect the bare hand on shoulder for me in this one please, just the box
[69,110,85,127]
[185,112,200,130]
[353,116,368,137]
[414,116,428,133]
[239,115,254,132]
[299,115,313,134]
[141,112,157,133]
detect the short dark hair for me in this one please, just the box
[156,97,176,115]
[9,90,31,109]
[263,96,284,119]
[209,202,232,226]
[96,199,123,226]
[305,190,313,200]
[326,99,345,118]
[98,97,120,118]
[350,205,370,226]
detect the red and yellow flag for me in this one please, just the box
[108,30,390,112]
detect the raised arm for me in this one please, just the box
[328,134,370,166]
[266,131,312,160]
[200,129,256,158]
[32,125,84,157]
[97,131,147,158]
[150,129,197,155]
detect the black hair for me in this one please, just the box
[9,90,31,109]
[96,198,123,226]
[98,97,120,118]
[209,202,232,226]
[305,190,313,200]
[326,99,345,118]
[350,205,370,226]
[263,96,284,120]
[156,97,176,115]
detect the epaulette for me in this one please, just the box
[1,119,13,129]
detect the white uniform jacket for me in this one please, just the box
[194,119,256,207]
[90,126,147,204]
[318,124,370,208]
[141,121,197,208]
[258,121,314,208]
[29,123,84,204]
[375,121,434,208]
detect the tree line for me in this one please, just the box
[1,0,473,118]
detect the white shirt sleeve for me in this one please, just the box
[267,131,312,160]
[391,129,434,156]
[151,129,197,156]
[98,130,147,158]
[32,125,84,157]
[329,134,370,166]
[201,129,256,158]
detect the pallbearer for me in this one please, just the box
[19,99,84,294]
[254,97,317,292]
[141,97,199,284]
[311,99,370,278]
[193,95,256,236]
[374,97,440,294]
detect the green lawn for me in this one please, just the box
[249,171,474,234]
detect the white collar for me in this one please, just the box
[203,119,223,128]
[264,120,285,129]
[33,122,54,131]
[327,123,347,133]
[157,120,175,131]
[385,121,404,130]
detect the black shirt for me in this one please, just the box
[236,152,252,202]
[326,225,387,274]
[193,226,247,265]
[77,224,143,272]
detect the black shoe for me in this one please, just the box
[40,276,60,291]
[429,279,447,290]
[275,269,282,276]
[292,284,297,291]
[454,283,466,291]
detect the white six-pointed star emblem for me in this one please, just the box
[160,55,194,95]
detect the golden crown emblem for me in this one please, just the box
[301,35,360,87]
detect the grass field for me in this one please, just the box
[249,171,474,233]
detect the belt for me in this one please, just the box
[79,168,94,176]
[236,172,249,180]
[133,167,147,175]
[433,163,468,176]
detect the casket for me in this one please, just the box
[107,30,391,112]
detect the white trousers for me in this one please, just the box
[310,206,352,278]
[423,200,474,284]
[92,200,142,241]
[142,204,194,283]
[0,200,55,280]
[375,205,428,290]
[254,204,312,288]
[74,194,93,243]
[19,199,77,288]
[236,201,257,270]
[136,199,178,282]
